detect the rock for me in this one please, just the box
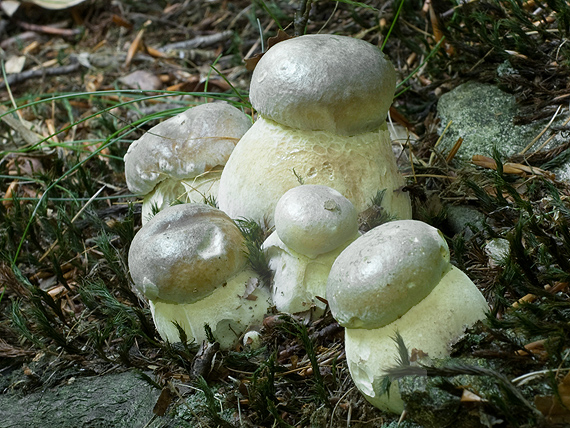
[446,204,486,239]
[0,371,159,428]
[484,238,510,267]
[436,83,565,169]
[398,359,503,428]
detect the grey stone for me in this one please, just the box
[446,205,486,239]
[436,82,565,170]
[0,371,160,428]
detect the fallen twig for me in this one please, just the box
[0,59,80,90]
[17,21,82,38]
[158,31,233,52]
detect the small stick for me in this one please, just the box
[294,0,312,36]
[17,21,82,38]
[0,60,80,90]
[159,31,233,52]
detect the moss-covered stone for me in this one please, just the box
[0,371,159,428]
[436,82,563,164]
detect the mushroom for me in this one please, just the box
[128,203,271,349]
[263,185,360,315]
[124,102,251,223]
[326,220,489,413]
[217,34,411,226]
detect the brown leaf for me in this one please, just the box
[244,30,293,72]
[535,371,570,423]
[153,386,174,416]
[111,14,133,30]
[472,155,555,179]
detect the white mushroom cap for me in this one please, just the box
[124,102,251,195]
[243,330,263,349]
[327,220,451,330]
[274,185,358,258]
[128,203,246,304]
[250,34,396,135]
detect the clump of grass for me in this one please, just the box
[194,376,237,428]
[235,218,273,286]
[274,314,330,406]
[358,189,397,231]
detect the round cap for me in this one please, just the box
[128,203,247,304]
[250,34,396,136]
[124,102,251,195]
[326,220,451,329]
[274,185,358,258]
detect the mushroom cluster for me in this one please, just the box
[125,38,486,409]
[326,220,489,413]
[217,34,412,226]
[128,203,271,349]
[124,102,251,223]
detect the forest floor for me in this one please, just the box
[1,1,570,427]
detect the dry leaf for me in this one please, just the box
[119,70,162,90]
[153,386,174,416]
[5,56,26,74]
[535,371,570,423]
[242,277,259,301]
[472,155,555,179]
[460,389,486,402]
[244,30,293,71]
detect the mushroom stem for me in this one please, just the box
[219,117,411,226]
[149,269,270,349]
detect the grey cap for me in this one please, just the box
[124,102,251,195]
[128,203,247,304]
[274,185,358,258]
[250,34,396,136]
[327,220,451,329]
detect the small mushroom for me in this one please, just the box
[218,34,411,226]
[124,102,251,223]
[263,185,360,315]
[128,203,271,349]
[326,220,489,413]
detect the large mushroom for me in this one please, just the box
[128,203,271,349]
[326,220,489,413]
[217,34,411,226]
[124,102,251,223]
[263,184,360,315]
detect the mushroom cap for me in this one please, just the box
[250,34,396,135]
[124,102,251,195]
[327,220,451,330]
[128,203,247,304]
[274,185,358,258]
